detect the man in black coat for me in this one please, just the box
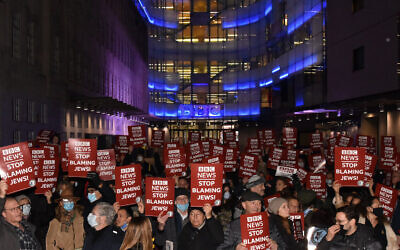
[0,180,41,250]
[318,205,382,250]
[178,203,224,250]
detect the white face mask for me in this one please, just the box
[22,204,31,216]
[87,213,98,228]
[137,155,144,162]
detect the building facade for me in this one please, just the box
[0,0,148,146]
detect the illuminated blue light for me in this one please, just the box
[272,66,280,73]
[287,2,322,34]
[148,82,179,92]
[136,0,178,29]
[193,83,208,86]
[295,95,304,107]
[259,79,273,87]
[279,73,289,79]
[222,3,272,29]
[223,82,256,91]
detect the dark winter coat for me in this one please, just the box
[318,223,383,250]
[178,217,224,250]
[269,214,302,250]
[83,224,124,250]
[154,210,189,250]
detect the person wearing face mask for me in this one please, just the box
[318,205,382,250]
[113,203,133,233]
[268,198,304,250]
[365,197,399,250]
[154,188,190,250]
[15,194,32,220]
[46,188,84,250]
[83,202,123,250]
[216,184,236,230]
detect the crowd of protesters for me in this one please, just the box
[1,132,400,250]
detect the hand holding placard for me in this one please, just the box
[0,180,7,198]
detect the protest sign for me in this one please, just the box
[309,154,325,173]
[30,148,47,177]
[240,212,270,250]
[356,135,371,148]
[165,142,179,149]
[334,147,365,187]
[164,147,186,177]
[128,125,147,147]
[364,153,377,187]
[239,154,258,178]
[375,183,398,218]
[224,147,238,172]
[151,130,165,148]
[202,140,211,157]
[36,130,54,144]
[145,177,175,217]
[68,139,97,178]
[380,146,397,171]
[276,166,297,178]
[115,164,142,206]
[267,147,283,170]
[289,213,305,241]
[96,149,116,181]
[35,153,58,194]
[189,131,201,143]
[187,142,204,163]
[0,142,36,194]
[310,133,323,151]
[336,135,353,147]
[115,135,129,154]
[282,127,297,148]
[280,149,298,169]
[190,163,223,207]
[223,131,236,143]
[61,141,68,172]
[247,138,261,155]
[306,173,327,199]
[264,129,276,147]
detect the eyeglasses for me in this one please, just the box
[4,205,22,212]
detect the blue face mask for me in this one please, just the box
[121,223,128,230]
[176,203,189,212]
[63,201,74,212]
[88,193,97,203]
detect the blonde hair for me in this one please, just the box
[120,217,153,250]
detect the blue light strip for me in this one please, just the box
[271,66,280,73]
[192,83,209,86]
[259,79,273,87]
[279,73,289,79]
[222,3,272,29]
[148,82,179,92]
[135,0,178,29]
[287,2,322,34]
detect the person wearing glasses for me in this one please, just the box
[0,179,41,250]
[318,205,382,250]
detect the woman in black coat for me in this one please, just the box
[268,198,304,250]
[178,205,224,250]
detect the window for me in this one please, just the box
[84,114,88,128]
[40,103,48,124]
[353,46,364,71]
[70,112,75,127]
[27,100,36,123]
[13,98,23,122]
[77,132,82,138]
[78,113,82,128]
[27,22,35,65]
[12,14,22,59]
[69,132,75,139]
[352,0,364,13]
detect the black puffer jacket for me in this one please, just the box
[269,214,303,250]
[317,223,382,250]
